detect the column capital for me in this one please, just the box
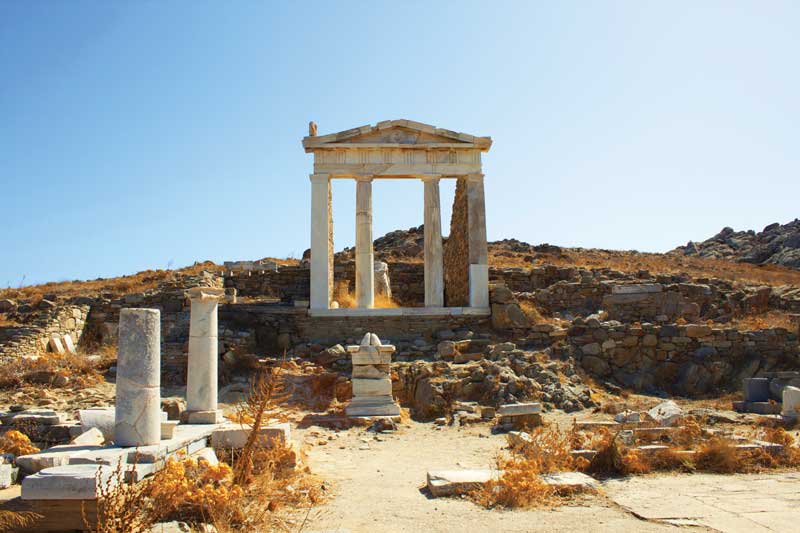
[309,173,330,183]
[354,174,374,183]
[419,174,442,182]
[186,287,226,302]
[466,173,485,183]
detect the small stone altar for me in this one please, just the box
[345,333,400,417]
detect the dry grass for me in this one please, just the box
[85,459,159,533]
[518,300,563,326]
[0,262,222,302]
[488,246,800,288]
[728,311,798,331]
[474,425,587,509]
[0,349,115,390]
[0,430,39,456]
[336,292,400,309]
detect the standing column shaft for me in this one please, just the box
[310,174,332,310]
[423,177,444,307]
[186,287,225,424]
[355,176,374,308]
[467,173,489,308]
[115,308,161,446]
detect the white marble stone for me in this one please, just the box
[310,173,332,310]
[186,287,224,422]
[71,427,104,446]
[782,386,800,417]
[115,308,161,447]
[352,378,392,397]
[21,464,118,500]
[210,422,290,449]
[62,334,76,354]
[355,177,375,308]
[468,264,489,308]
[497,402,542,416]
[423,177,444,307]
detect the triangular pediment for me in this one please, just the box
[303,119,492,151]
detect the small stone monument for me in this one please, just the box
[345,333,400,417]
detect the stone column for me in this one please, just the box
[115,308,161,447]
[422,176,444,307]
[310,173,332,310]
[467,173,489,308]
[355,176,374,308]
[186,287,225,424]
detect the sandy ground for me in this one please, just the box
[298,414,800,533]
[299,419,689,533]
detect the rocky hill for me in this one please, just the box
[672,219,800,270]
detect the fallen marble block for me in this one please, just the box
[0,409,62,426]
[426,469,599,498]
[497,403,542,417]
[16,444,109,474]
[345,396,401,417]
[210,422,290,450]
[647,401,683,426]
[22,464,118,500]
[71,427,105,446]
[426,469,499,497]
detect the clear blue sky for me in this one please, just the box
[2,1,798,287]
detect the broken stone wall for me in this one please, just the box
[443,177,469,306]
[570,321,799,396]
[0,304,90,359]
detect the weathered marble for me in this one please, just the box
[22,464,118,500]
[302,120,492,313]
[115,309,161,447]
[186,287,225,424]
[423,176,444,307]
[309,173,332,310]
[345,332,400,417]
[355,176,374,308]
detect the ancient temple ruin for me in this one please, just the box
[303,119,493,314]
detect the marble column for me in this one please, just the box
[115,308,161,447]
[310,173,332,310]
[186,287,225,424]
[422,176,444,307]
[355,176,374,308]
[467,173,489,308]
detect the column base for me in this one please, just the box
[185,409,224,425]
[469,264,489,308]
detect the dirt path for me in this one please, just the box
[300,420,684,533]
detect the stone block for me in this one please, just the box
[611,284,663,294]
[351,352,392,366]
[62,334,76,354]
[0,464,18,489]
[647,400,683,426]
[743,378,770,403]
[781,386,800,418]
[1,409,61,426]
[427,469,498,497]
[16,444,107,474]
[351,378,392,397]
[686,325,712,338]
[345,397,401,417]
[71,428,105,446]
[21,464,117,500]
[161,421,179,440]
[352,365,388,379]
[210,422,290,450]
[186,410,224,425]
[49,335,65,354]
[540,472,599,491]
[497,403,542,417]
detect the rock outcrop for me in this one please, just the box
[672,220,800,270]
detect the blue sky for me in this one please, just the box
[2,1,798,287]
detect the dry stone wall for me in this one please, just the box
[0,304,90,359]
[443,177,469,306]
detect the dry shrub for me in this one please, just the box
[693,438,741,474]
[729,311,798,331]
[149,457,244,523]
[475,425,582,509]
[85,459,159,533]
[518,300,561,326]
[672,416,704,447]
[0,430,39,456]
[584,432,626,477]
[0,511,40,532]
[0,349,114,390]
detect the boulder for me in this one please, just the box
[647,400,683,426]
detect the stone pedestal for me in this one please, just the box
[115,309,161,447]
[345,333,400,417]
[310,173,332,310]
[782,386,800,418]
[355,177,375,308]
[423,177,444,307]
[186,287,225,424]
